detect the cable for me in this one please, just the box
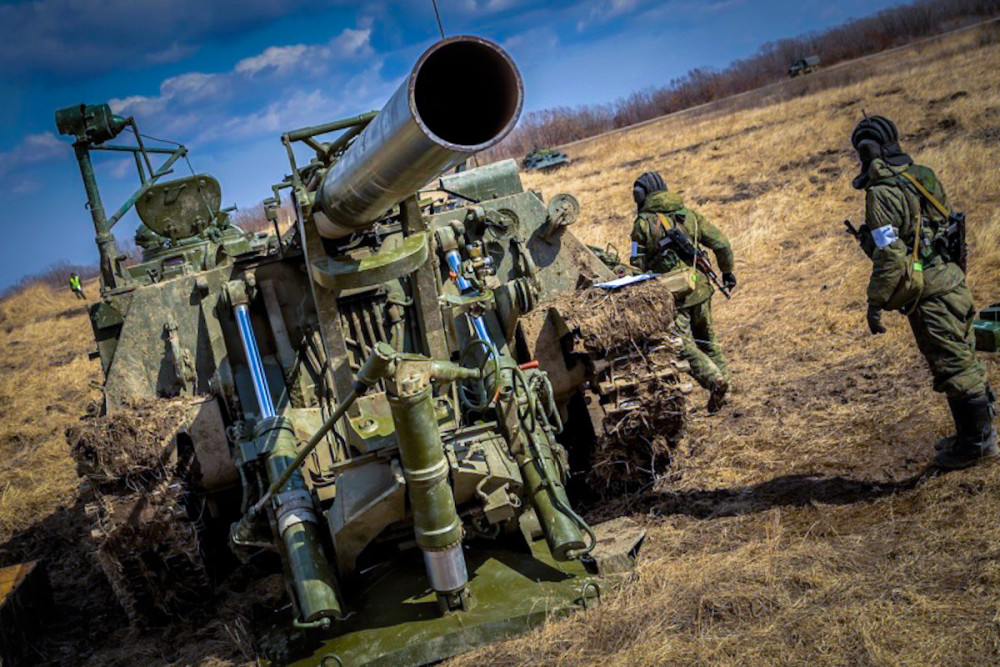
[138,132,184,147]
[431,0,446,39]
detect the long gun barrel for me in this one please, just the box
[314,35,523,238]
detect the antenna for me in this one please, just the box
[431,0,446,39]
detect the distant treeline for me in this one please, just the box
[482,0,1000,161]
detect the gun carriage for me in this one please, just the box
[58,36,689,666]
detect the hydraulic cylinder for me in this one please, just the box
[257,416,343,622]
[493,363,584,561]
[387,381,468,602]
[234,303,276,418]
[515,428,584,561]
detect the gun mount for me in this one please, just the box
[61,34,690,666]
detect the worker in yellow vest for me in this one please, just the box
[69,272,86,300]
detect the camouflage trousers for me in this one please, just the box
[907,283,987,399]
[676,299,730,391]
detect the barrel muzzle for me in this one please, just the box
[315,35,523,239]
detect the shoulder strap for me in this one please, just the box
[898,170,949,218]
[653,212,672,233]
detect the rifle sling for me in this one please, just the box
[889,168,947,267]
[897,170,950,218]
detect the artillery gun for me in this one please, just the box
[59,35,690,666]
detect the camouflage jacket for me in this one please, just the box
[860,159,963,311]
[629,190,733,308]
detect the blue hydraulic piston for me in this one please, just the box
[235,304,276,418]
[445,249,473,294]
[471,315,492,347]
[445,249,494,354]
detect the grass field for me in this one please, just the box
[449,21,1000,667]
[2,21,1000,666]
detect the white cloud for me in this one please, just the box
[10,177,42,196]
[236,45,309,75]
[457,0,524,12]
[210,89,333,141]
[160,72,225,101]
[199,59,392,145]
[19,133,67,160]
[503,28,560,56]
[0,132,69,176]
[108,25,374,136]
[330,28,374,58]
[576,0,644,31]
[109,72,223,117]
[235,28,372,76]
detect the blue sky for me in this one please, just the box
[0,0,905,290]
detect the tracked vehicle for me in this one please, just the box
[59,35,690,666]
[521,146,571,171]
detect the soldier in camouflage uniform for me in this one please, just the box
[851,115,996,469]
[629,172,736,412]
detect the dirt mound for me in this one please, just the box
[67,400,190,485]
[557,279,690,495]
[562,278,679,350]
[67,401,212,627]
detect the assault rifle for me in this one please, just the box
[658,227,731,299]
[843,219,862,242]
[942,211,967,273]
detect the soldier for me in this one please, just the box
[850,115,995,469]
[69,272,86,300]
[629,171,736,412]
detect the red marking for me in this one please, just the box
[519,360,540,370]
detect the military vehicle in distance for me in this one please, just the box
[788,55,821,77]
[521,146,571,171]
[58,35,690,666]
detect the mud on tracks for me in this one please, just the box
[546,279,691,496]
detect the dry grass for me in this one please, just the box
[447,22,1000,667]
[0,280,101,542]
[3,23,1000,667]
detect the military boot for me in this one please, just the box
[707,378,729,414]
[937,387,999,451]
[934,397,962,452]
[934,393,999,470]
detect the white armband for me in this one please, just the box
[871,225,898,249]
[630,241,639,258]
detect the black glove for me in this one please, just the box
[867,305,886,335]
[722,272,737,291]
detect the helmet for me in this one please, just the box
[851,115,899,149]
[632,171,666,210]
[850,115,912,189]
